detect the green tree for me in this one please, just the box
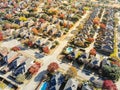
[102,64,120,81]
[16,74,25,83]
[114,18,119,26]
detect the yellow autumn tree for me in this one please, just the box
[78,24,84,30]
[66,66,77,78]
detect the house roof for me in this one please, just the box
[82,83,92,90]
[49,72,64,90]
[64,78,78,90]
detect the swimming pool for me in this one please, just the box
[39,82,48,90]
[66,47,73,53]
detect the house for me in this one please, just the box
[89,57,100,68]
[100,58,111,68]
[1,56,27,73]
[90,77,103,88]
[81,82,93,90]
[49,72,65,90]
[76,53,88,64]
[0,51,8,66]
[64,78,78,90]
[12,62,26,76]
[0,51,19,66]
[101,44,113,54]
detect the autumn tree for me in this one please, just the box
[0,32,3,41]
[89,48,96,56]
[100,23,106,29]
[47,62,59,73]
[93,17,100,25]
[103,80,118,90]
[66,66,77,79]
[111,60,120,67]
[78,24,84,30]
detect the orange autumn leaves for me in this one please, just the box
[47,62,59,73]
[93,17,100,25]
[32,28,39,35]
[90,48,96,56]
[93,17,106,29]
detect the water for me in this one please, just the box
[66,47,73,53]
[39,82,48,90]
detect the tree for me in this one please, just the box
[32,28,39,35]
[47,62,59,73]
[86,38,94,43]
[16,74,25,83]
[0,32,3,41]
[0,82,6,89]
[48,8,58,15]
[5,14,12,19]
[102,64,120,81]
[42,46,50,54]
[0,26,2,31]
[111,61,120,67]
[78,24,84,30]
[100,23,106,29]
[66,66,77,79]
[83,7,90,11]
[93,17,100,25]
[12,23,20,29]
[103,80,117,90]
[54,41,59,45]
[19,16,27,21]
[89,48,96,56]
[59,13,65,19]
[114,18,119,26]
[71,15,79,22]
[4,23,12,29]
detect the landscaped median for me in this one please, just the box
[110,26,120,61]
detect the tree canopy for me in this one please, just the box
[103,80,117,90]
[66,66,77,78]
[16,74,25,83]
[102,64,120,81]
[47,62,59,73]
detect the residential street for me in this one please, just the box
[20,11,91,90]
[0,1,120,90]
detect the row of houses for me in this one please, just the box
[73,7,101,48]
[0,47,42,84]
[0,0,89,56]
[94,8,116,55]
[37,71,94,90]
